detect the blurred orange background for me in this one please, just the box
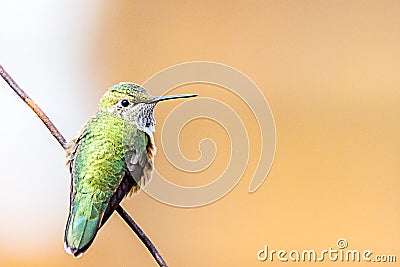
[0,1,399,266]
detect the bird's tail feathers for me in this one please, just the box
[64,196,103,257]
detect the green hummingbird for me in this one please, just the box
[64,82,197,257]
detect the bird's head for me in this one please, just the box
[99,82,197,134]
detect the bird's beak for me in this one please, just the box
[149,94,198,104]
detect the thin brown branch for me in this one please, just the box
[0,64,167,267]
[117,206,168,267]
[0,65,68,149]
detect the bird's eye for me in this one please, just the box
[121,99,130,107]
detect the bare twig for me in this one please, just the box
[117,206,168,267]
[0,65,68,149]
[0,64,167,267]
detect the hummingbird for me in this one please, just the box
[64,82,197,257]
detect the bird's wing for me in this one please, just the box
[99,171,135,228]
[100,130,155,228]
[124,129,155,193]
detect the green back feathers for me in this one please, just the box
[65,114,133,256]
[73,114,127,193]
[65,110,154,256]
